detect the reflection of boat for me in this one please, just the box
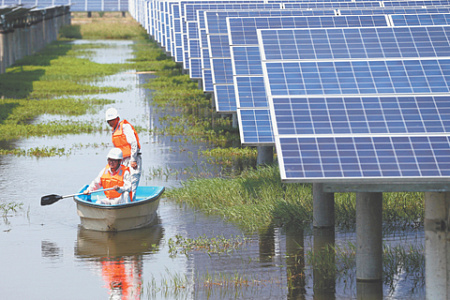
[73,185,165,232]
[75,224,164,299]
[75,221,164,258]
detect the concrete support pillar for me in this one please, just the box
[256,145,273,166]
[6,31,13,67]
[0,32,4,74]
[313,183,335,228]
[356,192,383,282]
[232,113,237,128]
[425,192,450,300]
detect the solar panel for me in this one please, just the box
[384,0,450,7]
[284,2,381,9]
[183,2,276,77]
[0,0,128,11]
[338,5,450,16]
[277,135,450,182]
[230,14,391,145]
[258,26,450,182]
[202,8,335,93]
[271,95,450,135]
[232,14,450,145]
[260,26,450,61]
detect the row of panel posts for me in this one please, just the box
[313,184,449,299]
[0,6,71,74]
[255,149,448,298]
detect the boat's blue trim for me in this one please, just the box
[74,185,165,210]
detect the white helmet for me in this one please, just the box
[105,107,119,121]
[107,148,123,160]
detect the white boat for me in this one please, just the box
[73,185,165,232]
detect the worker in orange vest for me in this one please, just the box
[84,148,132,205]
[105,108,141,202]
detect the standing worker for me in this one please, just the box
[105,107,142,202]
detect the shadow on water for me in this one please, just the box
[0,42,73,99]
[0,102,19,123]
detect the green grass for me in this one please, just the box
[166,164,313,232]
[0,42,125,99]
[166,164,425,232]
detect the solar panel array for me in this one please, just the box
[129,0,450,184]
[230,10,450,145]
[260,25,450,183]
[0,0,128,11]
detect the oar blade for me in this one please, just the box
[40,194,63,206]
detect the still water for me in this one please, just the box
[0,40,425,299]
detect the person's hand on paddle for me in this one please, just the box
[83,190,91,195]
[130,161,137,169]
[114,185,121,191]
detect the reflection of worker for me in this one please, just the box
[105,108,141,202]
[84,148,131,205]
[101,257,142,300]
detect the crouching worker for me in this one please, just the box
[84,148,132,205]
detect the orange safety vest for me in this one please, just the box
[112,120,141,158]
[100,164,131,200]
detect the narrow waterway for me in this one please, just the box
[0,40,426,299]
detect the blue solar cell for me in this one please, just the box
[238,109,274,144]
[235,76,267,108]
[278,135,450,181]
[271,95,450,135]
[232,46,263,76]
[212,58,233,84]
[214,85,236,112]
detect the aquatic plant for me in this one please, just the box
[166,165,313,232]
[0,146,68,157]
[0,202,23,216]
[167,234,250,257]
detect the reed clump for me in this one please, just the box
[166,164,313,232]
[167,164,425,232]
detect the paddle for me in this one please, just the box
[40,188,115,206]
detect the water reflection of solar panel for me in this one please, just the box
[258,26,450,182]
[231,13,450,145]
